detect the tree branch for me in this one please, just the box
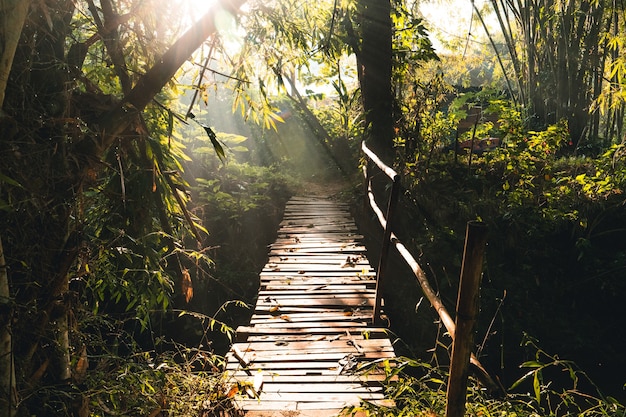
[100,0,248,147]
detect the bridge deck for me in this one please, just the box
[226,196,396,416]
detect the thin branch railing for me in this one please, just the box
[361,141,503,397]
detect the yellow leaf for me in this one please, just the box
[181,268,193,303]
[73,345,88,384]
[226,384,239,398]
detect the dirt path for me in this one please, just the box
[296,177,352,199]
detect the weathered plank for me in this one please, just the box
[230,373,391,384]
[227,196,396,415]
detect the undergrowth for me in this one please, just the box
[82,328,243,417]
[345,344,626,417]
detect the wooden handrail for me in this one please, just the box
[361,141,398,180]
[362,141,400,323]
[361,141,503,396]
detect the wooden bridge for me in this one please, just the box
[225,143,499,416]
[226,195,396,416]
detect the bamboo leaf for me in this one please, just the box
[203,125,225,162]
[0,173,23,188]
[533,372,541,403]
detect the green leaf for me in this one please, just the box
[199,122,226,162]
[520,360,543,368]
[509,368,539,390]
[0,199,11,212]
[0,173,23,188]
[533,372,541,403]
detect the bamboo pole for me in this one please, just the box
[446,221,488,417]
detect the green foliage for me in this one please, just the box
[508,335,626,416]
[343,354,625,417]
[195,162,294,225]
[75,99,207,331]
[394,73,456,168]
[391,1,439,78]
[384,88,626,406]
[81,324,241,416]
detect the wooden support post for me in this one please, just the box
[446,221,488,417]
[362,160,370,212]
[372,176,400,324]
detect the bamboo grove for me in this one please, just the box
[484,0,626,148]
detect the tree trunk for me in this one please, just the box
[0,237,16,417]
[0,0,31,109]
[356,0,394,163]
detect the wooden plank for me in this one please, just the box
[236,401,345,411]
[230,349,396,359]
[269,249,367,255]
[272,237,363,243]
[260,277,376,284]
[267,258,368,264]
[240,392,384,402]
[260,271,375,278]
[247,318,369,326]
[273,237,361,242]
[240,344,394,353]
[254,299,373,309]
[254,305,374,317]
[271,242,363,246]
[267,257,368,264]
[261,280,377,287]
[250,383,383,393]
[244,410,344,417]
[249,313,372,323]
[259,293,374,301]
[264,262,370,269]
[233,339,394,351]
[225,361,355,371]
[262,267,373,274]
[230,373,391,384]
[279,220,356,227]
[242,333,379,342]
[241,323,372,331]
[226,351,395,364]
[229,368,389,378]
[259,291,374,299]
[261,284,370,291]
[232,346,393,355]
[239,398,395,412]
[236,326,388,336]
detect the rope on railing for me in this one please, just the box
[361,141,504,396]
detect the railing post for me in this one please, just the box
[362,160,371,213]
[372,175,400,324]
[446,221,488,417]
